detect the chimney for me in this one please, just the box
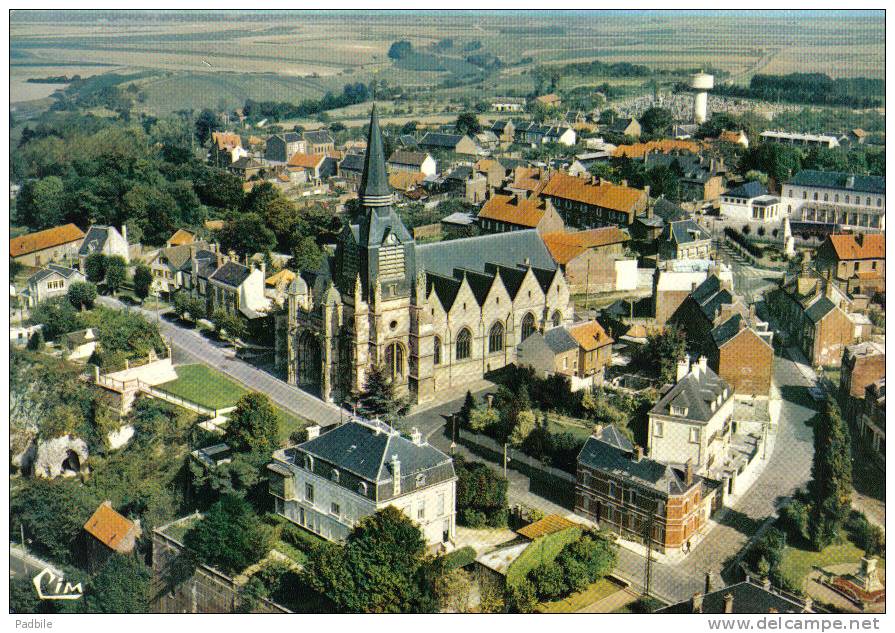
[762,577,772,591]
[643,184,650,198]
[705,571,716,593]
[486,394,494,409]
[748,304,756,320]
[620,179,628,187]
[121,224,128,244]
[633,446,643,462]
[676,355,690,381]
[846,175,855,189]
[685,458,694,486]
[306,424,320,440]
[391,455,401,495]
[410,427,423,445]
[698,355,708,373]
[738,317,746,331]
[691,592,704,614]
[723,592,734,614]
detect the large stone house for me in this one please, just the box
[658,219,712,262]
[781,170,885,232]
[23,264,86,307]
[207,260,272,319]
[11,223,85,267]
[284,107,572,405]
[576,426,717,554]
[265,132,306,163]
[814,233,885,297]
[268,419,456,546]
[540,172,649,230]
[147,242,212,295]
[517,319,613,390]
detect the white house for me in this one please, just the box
[386,150,437,177]
[759,130,839,149]
[268,418,457,546]
[780,170,885,232]
[78,225,129,273]
[63,328,98,361]
[207,260,272,319]
[719,181,777,222]
[23,264,86,307]
[147,242,211,295]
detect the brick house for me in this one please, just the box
[859,379,885,461]
[670,274,774,396]
[766,271,855,367]
[542,226,631,293]
[540,172,648,230]
[477,194,565,234]
[576,426,717,554]
[517,319,613,389]
[10,223,85,267]
[815,233,885,296]
[839,341,885,423]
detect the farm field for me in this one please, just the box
[9,11,884,116]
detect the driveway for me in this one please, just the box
[96,296,345,427]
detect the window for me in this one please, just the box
[331,502,340,516]
[877,198,882,207]
[304,455,314,471]
[563,356,568,369]
[437,492,445,516]
[416,473,426,487]
[608,482,618,498]
[689,427,701,443]
[456,328,472,360]
[846,195,850,203]
[385,342,405,379]
[551,310,562,327]
[866,197,871,206]
[305,483,314,503]
[330,469,340,483]
[433,335,441,365]
[823,193,828,202]
[417,501,426,520]
[653,421,664,437]
[835,194,839,202]
[813,192,818,201]
[358,482,368,496]
[802,191,807,199]
[625,489,637,505]
[521,313,536,341]
[488,321,504,353]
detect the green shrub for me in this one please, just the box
[529,562,567,600]
[442,546,477,571]
[459,508,487,528]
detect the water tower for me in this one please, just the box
[689,72,714,124]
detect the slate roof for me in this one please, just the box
[652,197,690,223]
[419,132,466,149]
[804,296,837,323]
[484,263,528,297]
[304,130,334,145]
[230,156,263,170]
[657,580,810,614]
[788,170,884,194]
[388,150,430,167]
[725,181,768,200]
[607,117,637,133]
[650,363,731,424]
[339,152,366,172]
[711,314,747,347]
[28,264,82,285]
[358,106,393,206]
[78,226,112,256]
[193,249,219,279]
[294,418,455,487]
[454,268,495,305]
[11,223,85,258]
[416,230,556,277]
[209,261,252,287]
[664,219,711,245]
[426,272,462,310]
[398,134,419,147]
[578,426,696,496]
[544,326,579,353]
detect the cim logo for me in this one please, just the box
[32,568,84,601]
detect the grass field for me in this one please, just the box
[9,11,884,117]
[536,577,626,613]
[505,526,583,586]
[545,412,594,440]
[158,363,310,440]
[778,540,884,591]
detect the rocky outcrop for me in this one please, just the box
[33,435,89,479]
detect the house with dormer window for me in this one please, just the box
[267,418,456,546]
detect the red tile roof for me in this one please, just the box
[827,233,885,261]
[167,228,195,246]
[10,224,85,258]
[212,131,242,151]
[613,138,705,158]
[477,194,548,228]
[83,501,136,552]
[542,227,629,264]
[568,320,613,351]
[287,153,325,169]
[541,172,645,215]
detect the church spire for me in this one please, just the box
[359,105,393,207]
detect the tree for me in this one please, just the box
[639,107,673,137]
[529,562,566,600]
[133,264,153,301]
[509,409,537,447]
[212,309,247,342]
[745,169,769,185]
[455,112,481,136]
[468,406,499,433]
[195,108,221,146]
[355,363,409,421]
[434,567,474,613]
[303,506,436,613]
[187,296,207,323]
[83,554,150,613]
[29,296,82,340]
[743,143,802,187]
[104,255,127,295]
[290,235,323,273]
[505,578,538,613]
[183,494,274,575]
[588,161,617,182]
[455,456,508,527]
[807,399,852,550]
[644,164,681,201]
[224,392,281,454]
[18,175,66,229]
[67,281,97,311]
[636,325,687,383]
[172,292,190,320]
[216,213,276,259]
[85,252,107,283]
[387,40,413,60]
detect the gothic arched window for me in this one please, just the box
[456,328,472,360]
[385,342,405,379]
[488,322,504,354]
[521,313,536,341]
[433,335,442,365]
[551,310,562,327]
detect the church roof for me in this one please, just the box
[416,230,555,277]
[358,105,393,207]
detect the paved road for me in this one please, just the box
[96,296,345,427]
[715,241,784,304]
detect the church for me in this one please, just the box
[285,107,574,405]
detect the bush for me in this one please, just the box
[459,508,487,528]
[742,225,751,235]
[505,579,538,613]
[757,226,766,237]
[442,546,477,571]
[845,511,885,557]
[529,562,567,600]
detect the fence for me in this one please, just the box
[95,370,235,418]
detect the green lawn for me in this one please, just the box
[505,526,583,586]
[273,540,308,566]
[536,577,624,613]
[158,364,249,409]
[545,412,594,440]
[778,539,883,591]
